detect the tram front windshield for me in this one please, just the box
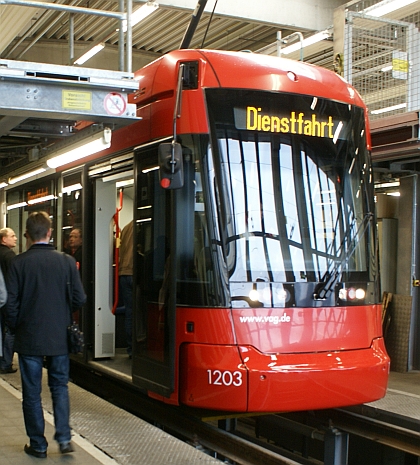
[205,89,377,306]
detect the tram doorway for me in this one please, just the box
[92,170,133,360]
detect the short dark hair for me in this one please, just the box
[26,212,51,242]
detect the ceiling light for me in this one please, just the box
[47,127,112,169]
[8,167,47,185]
[0,181,8,189]
[281,30,330,55]
[122,1,159,32]
[62,183,83,194]
[7,201,28,210]
[381,65,393,72]
[74,43,105,65]
[363,0,417,17]
[371,103,407,115]
[27,194,57,205]
[375,181,400,189]
[116,179,134,188]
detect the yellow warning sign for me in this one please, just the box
[62,90,92,110]
[392,58,408,73]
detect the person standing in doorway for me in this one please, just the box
[66,228,82,272]
[119,220,133,358]
[0,227,17,374]
[6,212,86,458]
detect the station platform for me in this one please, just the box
[366,370,420,424]
[0,367,220,465]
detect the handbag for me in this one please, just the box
[67,321,84,354]
[63,252,84,354]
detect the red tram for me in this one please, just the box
[4,49,389,412]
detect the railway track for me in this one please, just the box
[70,361,420,465]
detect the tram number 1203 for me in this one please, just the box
[207,370,243,386]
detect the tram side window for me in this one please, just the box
[61,172,83,274]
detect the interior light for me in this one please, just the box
[8,167,47,185]
[0,181,8,188]
[387,192,401,196]
[62,183,83,194]
[375,181,400,189]
[116,179,134,188]
[122,1,159,32]
[142,166,159,173]
[363,0,417,17]
[47,128,111,169]
[281,30,330,55]
[7,201,28,210]
[74,43,105,65]
[28,194,57,205]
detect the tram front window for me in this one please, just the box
[206,89,377,307]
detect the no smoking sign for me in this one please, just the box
[104,92,127,116]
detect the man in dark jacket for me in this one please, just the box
[6,212,86,459]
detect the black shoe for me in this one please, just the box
[0,367,17,374]
[59,442,74,454]
[24,444,47,459]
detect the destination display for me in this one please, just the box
[234,106,341,139]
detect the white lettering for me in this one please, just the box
[207,370,243,387]
[238,313,291,324]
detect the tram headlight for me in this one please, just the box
[249,289,260,302]
[338,287,366,301]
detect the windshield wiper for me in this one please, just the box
[313,212,374,300]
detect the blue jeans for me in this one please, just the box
[0,326,15,370]
[19,354,71,452]
[119,275,133,356]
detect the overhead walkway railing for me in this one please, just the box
[0,0,138,72]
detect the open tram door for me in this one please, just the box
[92,165,134,359]
[132,145,179,397]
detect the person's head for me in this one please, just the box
[69,228,82,250]
[0,227,17,249]
[25,212,52,243]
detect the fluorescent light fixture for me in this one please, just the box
[47,128,112,169]
[387,192,400,196]
[281,30,330,55]
[371,103,407,115]
[62,183,83,194]
[28,194,57,205]
[9,167,47,185]
[7,201,28,210]
[363,0,417,17]
[381,65,393,72]
[116,179,134,188]
[122,1,159,32]
[142,165,159,173]
[74,43,105,65]
[375,181,400,189]
[0,181,8,188]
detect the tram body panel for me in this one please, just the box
[232,305,383,353]
[180,343,248,411]
[243,338,389,412]
[176,305,388,412]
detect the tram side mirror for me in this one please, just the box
[158,142,184,189]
